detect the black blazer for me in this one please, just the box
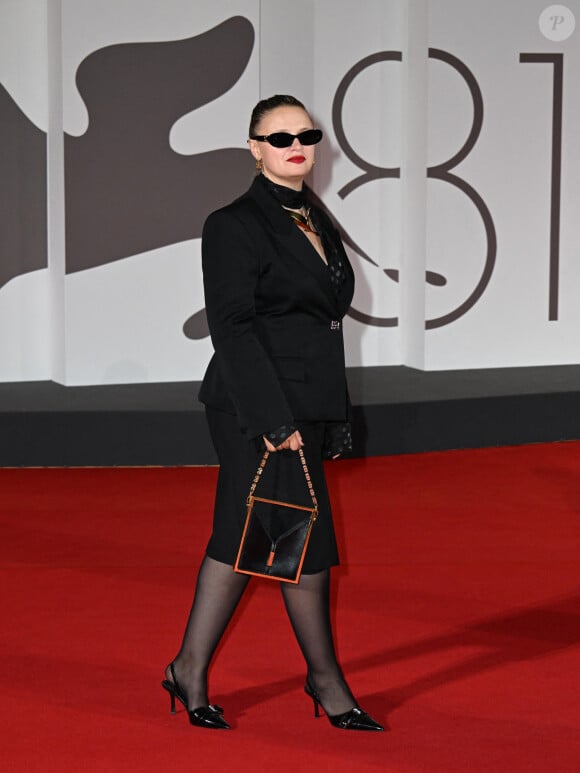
[198,175,355,439]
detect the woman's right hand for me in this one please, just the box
[263,430,304,452]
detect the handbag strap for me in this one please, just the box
[247,448,318,511]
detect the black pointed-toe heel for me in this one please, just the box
[304,681,384,732]
[161,663,230,730]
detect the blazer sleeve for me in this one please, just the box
[201,208,295,439]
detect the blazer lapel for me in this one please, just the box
[246,176,341,312]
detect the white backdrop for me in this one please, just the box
[424,0,580,368]
[0,0,51,382]
[0,0,579,384]
[60,0,260,385]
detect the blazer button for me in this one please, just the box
[330,320,341,330]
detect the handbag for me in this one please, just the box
[234,448,318,583]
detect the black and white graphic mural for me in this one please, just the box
[65,16,254,274]
[1,0,579,384]
[0,84,47,290]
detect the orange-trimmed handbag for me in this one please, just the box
[234,448,318,584]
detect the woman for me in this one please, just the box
[162,95,383,732]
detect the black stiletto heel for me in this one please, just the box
[304,680,384,732]
[161,663,230,729]
[307,687,321,717]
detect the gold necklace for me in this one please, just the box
[285,207,318,234]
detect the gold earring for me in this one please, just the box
[256,158,263,171]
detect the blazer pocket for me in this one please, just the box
[273,355,306,382]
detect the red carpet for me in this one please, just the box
[1,442,579,772]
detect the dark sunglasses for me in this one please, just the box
[249,129,323,148]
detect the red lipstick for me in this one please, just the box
[288,155,306,164]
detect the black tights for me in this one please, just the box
[168,555,355,715]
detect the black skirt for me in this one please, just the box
[205,407,339,573]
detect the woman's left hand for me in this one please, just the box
[264,430,304,452]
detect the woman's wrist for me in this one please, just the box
[264,423,297,447]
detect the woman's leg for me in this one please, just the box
[168,555,250,709]
[280,569,356,716]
